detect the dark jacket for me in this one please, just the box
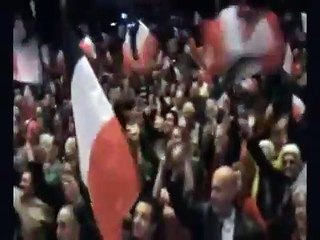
[247,137,296,240]
[165,172,265,240]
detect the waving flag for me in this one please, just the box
[122,21,159,75]
[62,19,140,240]
[199,6,284,81]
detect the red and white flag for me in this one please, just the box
[64,24,140,240]
[198,6,284,82]
[122,21,159,75]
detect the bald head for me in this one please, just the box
[210,166,239,216]
[212,166,238,188]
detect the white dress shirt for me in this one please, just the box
[221,208,236,240]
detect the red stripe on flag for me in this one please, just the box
[88,117,140,240]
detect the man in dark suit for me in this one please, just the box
[165,164,265,240]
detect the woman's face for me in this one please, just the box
[20,171,34,197]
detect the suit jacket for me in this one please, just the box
[165,172,265,240]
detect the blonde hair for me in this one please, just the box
[39,133,54,153]
[65,137,76,156]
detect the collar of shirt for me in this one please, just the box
[221,207,236,240]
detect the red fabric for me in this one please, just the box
[88,117,140,240]
[200,19,227,81]
[123,33,159,75]
[243,197,267,231]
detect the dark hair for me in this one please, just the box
[166,110,179,126]
[243,0,268,9]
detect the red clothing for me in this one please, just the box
[242,197,267,231]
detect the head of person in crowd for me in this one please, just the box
[173,89,186,110]
[126,118,141,145]
[64,137,77,162]
[214,124,229,156]
[56,205,80,240]
[170,126,189,144]
[292,186,307,240]
[165,141,189,175]
[153,114,164,133]
[210,166,240,217]
[182,102,195,125]
[39,133,58,163]
[270,117,288,152]
[278,144,303,181]
[53,112,63,133]
[189,82,200,99]
[14,93,23,108]
[132,196,163,240]
[259,139,276,162]
[163,111,178,136]
[20,170,35,198]
[25,119,41,145]
[205,99,218,120]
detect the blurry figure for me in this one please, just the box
[14,171,54,240]
[163,111,178,136]
[292,186,306,240]
[165,165,265,239]
[39,133,63,186]
[277,144,303,179]
[232,161,267,231]
[198,0,284,82]
[56,205,80,240]
[64,137,77,162]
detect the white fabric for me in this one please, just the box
[219,6,275,64]
[13,20,43,84]
[222,208,236,240]
[283,44,293,74]
[23,86,34,106]
[292,163,307,194]
[71,57,114,185]
[292,94,305,115]
[123,20,150,57]
[301,13,307,33]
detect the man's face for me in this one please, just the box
[282,153,302,179]
[56,207,79,240]
[126,123,140,142]
[210,172,236,215]
[20,172,33,197]
[132,202,153,239]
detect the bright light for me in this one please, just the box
[121,13,128,19]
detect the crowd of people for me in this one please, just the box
[14,0,307,240]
